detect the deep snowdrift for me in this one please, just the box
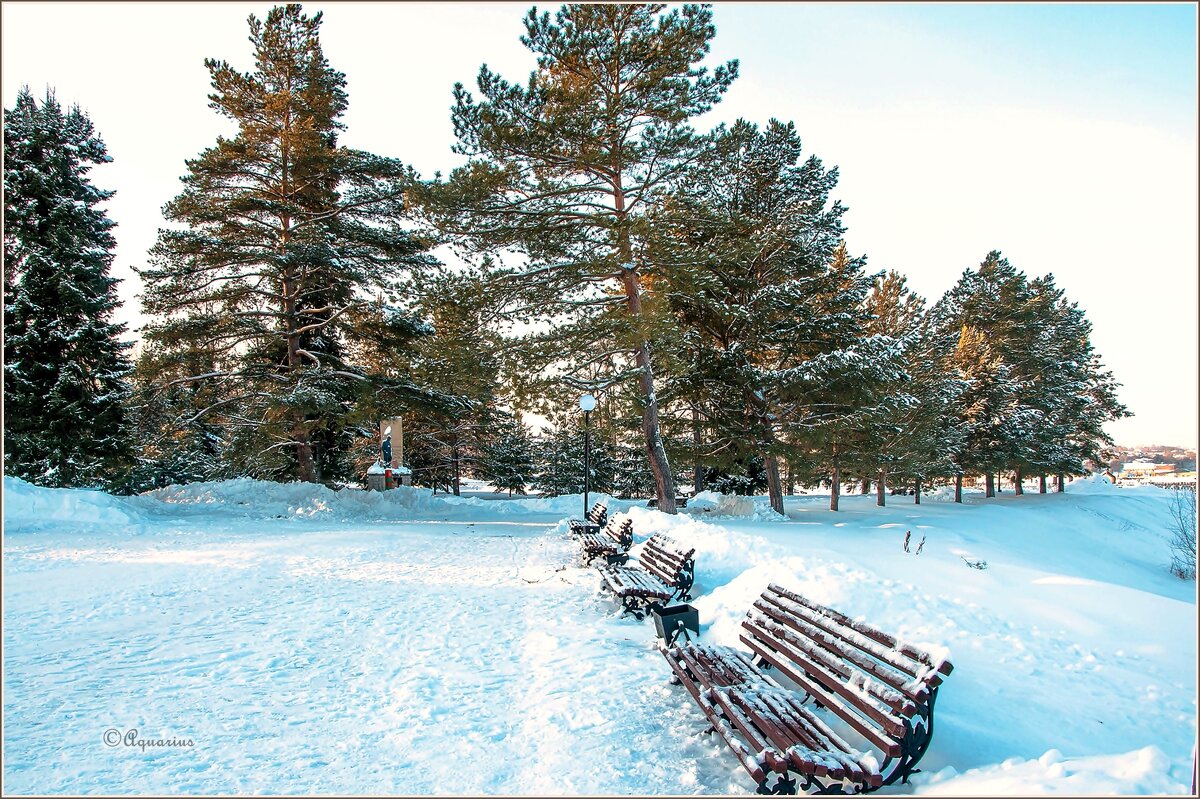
[3,475,1196,794]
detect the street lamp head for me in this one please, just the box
[579,393,597,412]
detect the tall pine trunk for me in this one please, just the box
[1056,472,1066,492]
[764,454,784,516]
[877,467,887,507]
[914,479,921,505]
[1040,474,1047,493]
[861,479,870,494]
[620,269,675,513]
[830,446,841,512]
[744,386,784,515]
[955,474,963,503]
[985,472,995,498]
[281,216,317,484]
[1014,466,1024,495]
[615,181,675,513]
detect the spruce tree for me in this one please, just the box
[3,88,133,488]
[421,3,738,513]
[138,5,434,484]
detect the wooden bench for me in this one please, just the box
[578,518,634,565]
[647,495,689,509]
[598,534,695,619]
[568,502,607,535]
[661,583,953,795]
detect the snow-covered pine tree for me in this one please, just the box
[1023,274,1128,490]
[3,88,134,489]
[929,253,1042,496]
[858,272,965,505]
[531,419,616,498]
[419,4,739,514]
[651,119,859,514]
[929,251,1125,497]
[480,413,535,496]
[137,5,435,484]
[945,324,1026,499]
[409,268,505,495]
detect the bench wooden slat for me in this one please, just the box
[673,646,792,775]
[680,642,881,780]
[601,566,673,601]
[758,591,947,692]
[663,648,771,783]
[728,687,846,780]
[767,584,953,679]
[711,687,796,775]
[640,538,693,585]
[756,598,931,705]
[668,642,883,786]
[739,627,904,757]
[750,604,921,715]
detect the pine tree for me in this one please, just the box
[3,88,133,489]
[420,4,738,513]
[137,5,435,484]
[480,413,536,496]
[857,272,965,505]
[651,119,863,514]
[531,418,616,498]
[929,251,1126,497]
[408,268,505,495]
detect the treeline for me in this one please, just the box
[2,3,1128,512]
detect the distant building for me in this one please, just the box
[1118,460,1177,482]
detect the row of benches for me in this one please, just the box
[571,503,696,620]
[565,501,953,795]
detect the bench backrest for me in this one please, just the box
[639,534,695,593]
[603,518,633,549]
[738,583,953,759]
[588,503,608,525]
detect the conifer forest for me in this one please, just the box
[4,3,1132,514]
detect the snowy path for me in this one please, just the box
[3,517,745,794]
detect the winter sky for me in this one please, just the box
[2,2,1196,449]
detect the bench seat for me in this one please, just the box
[568,502,607,536]
[664,641,883,789]
[578,518,633,565]
[597,534,694,618]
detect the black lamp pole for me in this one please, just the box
[580,393,596,519]
[583,408,591,520]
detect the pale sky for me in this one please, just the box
[3,2,1197,449]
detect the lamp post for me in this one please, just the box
[580,393,596,519]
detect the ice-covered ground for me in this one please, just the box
[3,475,1196,794]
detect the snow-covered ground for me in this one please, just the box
[3,475,1196,794]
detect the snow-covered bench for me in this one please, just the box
[661,583,953,795]
[568,502,607,536]
[578,517,633,565]
[647,495,689,508]
[598,534,694,618]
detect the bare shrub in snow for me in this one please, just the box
[1167,486,1196,580]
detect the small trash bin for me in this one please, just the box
[651,603,700,645]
